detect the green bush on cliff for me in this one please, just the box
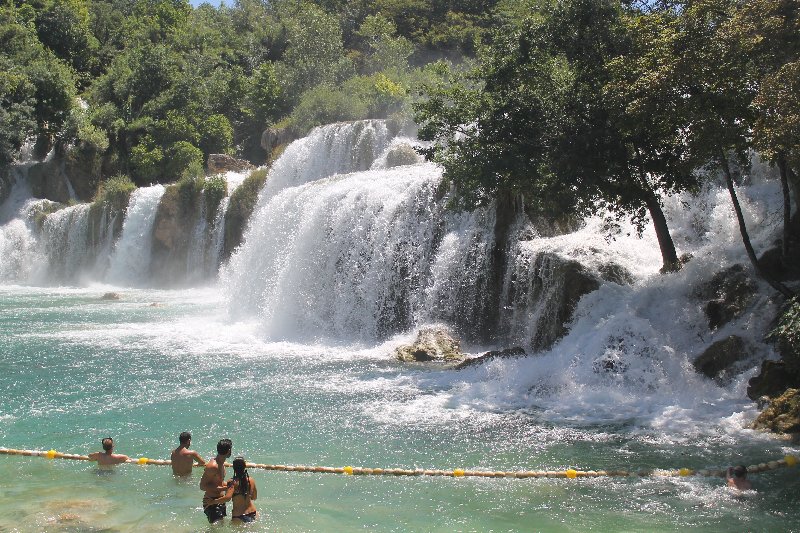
[93,174,135,212]
[223,167,267,258]
[204,174,227,222]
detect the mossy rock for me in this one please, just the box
[753,388,800,434]
[222,168,268,259]
[693,335,751,384]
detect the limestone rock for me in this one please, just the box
[27,160,71,203]
[747,360,795,400]
[384,143,422,168]
[695,264,757,330]
[261,127,296,152]
[753,388,800,434]
[693,335,750,383]
[101,292,121,300]
[455,347,526,370]
[207,154,254,174]
[394,327,464,362]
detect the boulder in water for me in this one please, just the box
[695,264,757,330]
[207,154,254,174]
[384,143,422,168]
[101,292,121,300]
[753,388,800,434]
[455,347,526,370]
[394,327,464,362]
[747,360,795,400]
[692,335,751,383]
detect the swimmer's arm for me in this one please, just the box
[191,451,206,466]
[207,483,234,505]
[114,454,130,463]
[87,452,101,461]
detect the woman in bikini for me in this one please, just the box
[208,456,258,523]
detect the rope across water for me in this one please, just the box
[1,447,797,479]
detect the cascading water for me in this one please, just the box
[106,185,166,286]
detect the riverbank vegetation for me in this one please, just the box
[1,0,497,189]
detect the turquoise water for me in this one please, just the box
[1,286,798,532]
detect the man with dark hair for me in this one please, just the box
[88,437,129,467]
[727,465,753,491]
[200,438,233,523]
[170,431,206,476]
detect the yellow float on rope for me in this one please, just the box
[138,457,149,465]
[453,469,465,477]
[679,468,692,477]
[785,455,798,467]
[46,449,58,460]
[343,466,353,475]
[565,469,578,479]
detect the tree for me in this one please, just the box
[416,0,693,271]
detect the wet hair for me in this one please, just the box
[732,465,747,478]
[102,437,113,452]
[179,432,191,445]
[217,438,232,456]
[232,457,250,497]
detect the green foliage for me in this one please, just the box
[130,138,164,182]
[199,114,233,156]
[223,166,267,257]
[288,84,369,133]
[203,173,227,221]
[166,141,204,180]
[93,173,136,212]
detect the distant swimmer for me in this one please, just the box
[206,456,258,524]
[170,431,206,476]
[727,465,753,491]
[88,437,129,467]
[200,438,232,524]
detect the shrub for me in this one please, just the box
[204,173,228,221]
[93,174,136,212]
[768,296,800,375]
[165,141,204,180]
[287,84,368,133]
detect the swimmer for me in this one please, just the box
[87,437,129,467]
[170,432,205,476]
[207,457,258,524]
[726,465,753,491]
[200,438,232,524]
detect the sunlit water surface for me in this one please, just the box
[0,285,798,532]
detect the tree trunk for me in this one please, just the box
[643,192,680,272]
[720,153,794,298]
[777,156,791,258]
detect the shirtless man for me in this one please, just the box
[170,432,206,476]
[88,437,130,467]
[727,465,753,491]
[200,438,232,524]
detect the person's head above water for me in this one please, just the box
[731,465,747,478]
[179,431,191,446]
[232,456,251,496]
[217,438,232,457]
[102,437,114,452]
[233,456,246,476]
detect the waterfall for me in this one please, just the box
[40,203,92,283]
[223,120,543,345]
[106,185,166,286]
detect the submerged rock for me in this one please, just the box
[695,264,757,330]
[101,292,121,300]
[692,335,751,383]
[455,347,527,370]
[394,327,464,362]
[753,388,800,434]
